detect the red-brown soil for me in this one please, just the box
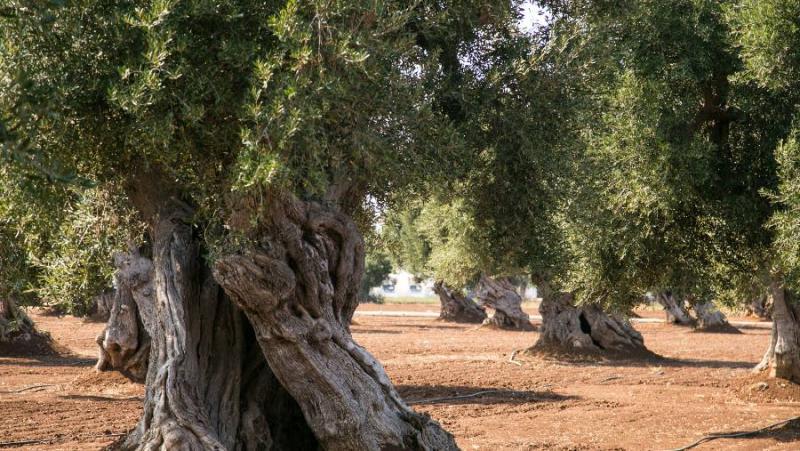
[0,307,797,450]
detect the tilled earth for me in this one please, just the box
[1,306,798,450]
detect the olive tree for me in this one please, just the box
[1,0,525,447]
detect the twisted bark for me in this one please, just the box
[95,252,150,381]
[116,200,317,450]
[754,280,800,383]
[213,194,457,451]
[532,291,649,356]
[433,280,486,324]
[688,298,739,333]
[656,291,695,326]
[747,296,773,320]
[475,275,534,331]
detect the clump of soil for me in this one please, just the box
[731,373,800,404]
[524,343,661,363]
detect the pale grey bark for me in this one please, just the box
[688,298,738,333]
[434,280,486,323]
[754,280,800,383]
[532,291,648,355]
[95,252,150,381]
[475,275,534,331]
[656,291,695,326]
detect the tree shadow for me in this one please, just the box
[532,353,755,370]
[349,328,404,335]
[0,355,95,368]
[676,417,800,448]
[390,323,472,330]
[60,394,142,402]
[397,384,577,406]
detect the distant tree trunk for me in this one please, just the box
[475,275,534,331]
[747,295,773,320]
[92,289,115,321]
[656,291,695,326]
[95,251,151,382]
[433,280,486,323]
[754,280,800,383]
[0,298,54,355]
[531,288,649,356]
[213,193,457,450]
[687,298,739,333]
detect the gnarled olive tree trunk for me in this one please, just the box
[213,194,457,450]
[531,289,649,356]
[656,291,695,326]
[687,298,739,333]
[96,252,150,381]
[0,298,54,355]
[475,275,534,331]
[116,199,318,450]
[747,295,773,320]
[754,280,800,383]
[433,280,486,324]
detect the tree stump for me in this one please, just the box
[95,251,151,382]
[754,280,800,383]
[656,292,695,326]
[531,291,650,356]
[433,280,486,323]
[475,275,534,331]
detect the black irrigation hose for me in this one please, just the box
[666,415,800,451]
[407,390,506,405]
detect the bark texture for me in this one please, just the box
[92,289,115,321]
[688,299,739,333]
[754,281,800,383]
[116,201,318,451]
[214,194,457,451]
[532,291,648,355]
[96,252,151,381]
[747,296,773,320]
[475,275,534,331]
[0,298,55,355]
[433,280,486,324]
[656,292,695,326]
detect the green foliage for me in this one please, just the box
[34,186,143,316]
[359,250,392,303]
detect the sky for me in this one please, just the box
[519,1,549,34]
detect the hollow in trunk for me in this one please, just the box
[213,193,457,450]
[532,291,649,356]
[433,280,486,323]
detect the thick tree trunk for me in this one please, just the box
[656,291,695,326]
[116,200,318,450]
[95,252,151,382]
[747,295,773,320]
[475,275,534,331]
[531,291,649,356]
[0,298,55,355]
[754,281,800,383]
[687,298,739,333]
[213,194,457,451]
[433,280,486,323]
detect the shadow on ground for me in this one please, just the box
[398,384,577,406]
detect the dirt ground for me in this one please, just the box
[1,307,799,450]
